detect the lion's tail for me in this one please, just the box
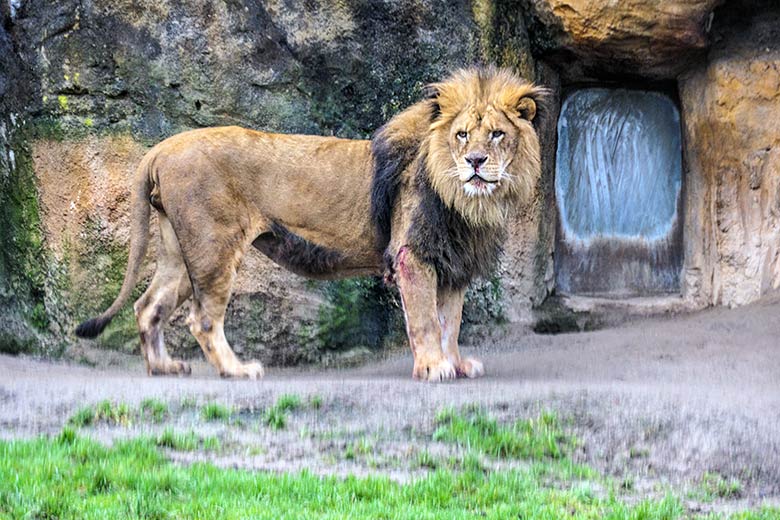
[74,154,154,338]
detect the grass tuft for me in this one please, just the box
[698,472,744,501]
[56,427,77,445]
[433,407,570,460]
[67,400,133,428]
[140,399,168,423]
[155,428,221,452]
[68,406,95,427]
[276,394,302,413]
[416,450,439,470]
[263,394,303,430]
[201,403,233,422]
[264,407,287,430]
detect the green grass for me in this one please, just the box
[415,450,440,470]
[263,407,287,430]
[693,472,744,502]
[344,439,375,461]
[68,406,96,428]
[433,407,571,460]
[67,400,133,428]
[155,429,221,452]
[263,394,303,430]
[68,400,170,428]
[140,399,169,424]
[200,403,233,423]
[275,394,302,413]
[2,433,758,520]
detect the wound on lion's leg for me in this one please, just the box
[395,247,456,382]
[396,246,414,283]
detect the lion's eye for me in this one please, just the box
[491,130,505,140]
[456,131,468,140]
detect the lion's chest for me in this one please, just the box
[407,186,506,290]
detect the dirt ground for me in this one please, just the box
[2,291,780,512]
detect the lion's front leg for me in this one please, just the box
[437,287,484,379]
[395,247,456,382]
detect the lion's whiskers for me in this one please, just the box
[445,167,462,178]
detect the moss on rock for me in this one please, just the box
[314,277,404,353]
[0,118,67,356]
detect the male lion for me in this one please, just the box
[75,67,545,382]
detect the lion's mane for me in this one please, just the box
[370,67,547,289]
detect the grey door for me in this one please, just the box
[554,88,683,296]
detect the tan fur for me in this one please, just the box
[77,67,544,382]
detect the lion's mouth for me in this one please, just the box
[467,173,497,184]
[463,173,498,197]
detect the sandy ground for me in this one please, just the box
[2,291,780,511]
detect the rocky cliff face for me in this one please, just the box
[1,0,777,363]
[522,0,723,80]
[680,1,780,306]
[1,0,542,363]
[0,6,52,355]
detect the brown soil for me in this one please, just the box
[2,291,779,511]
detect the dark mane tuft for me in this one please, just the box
[407,156,506,290]
[370,99,438,249]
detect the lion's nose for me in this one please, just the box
[465,153,487,168]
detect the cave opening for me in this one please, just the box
[554,87,684,297]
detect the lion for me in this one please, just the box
[75,66,545,382]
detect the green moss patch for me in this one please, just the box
[314,277,403,352]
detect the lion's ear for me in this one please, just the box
[505,85,549,123]
[517,97,537,121]
[422,83,444,121]
[422,83,442,99]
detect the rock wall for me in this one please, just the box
[521,0,723,80]
[680,1,780,306]
[0,6,55,355]
[1,0,545,362]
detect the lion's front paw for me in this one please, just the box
[242,361,265,380]
[413,357,457,382]
[457,357,485,379]
[220,361,265,380]
[148,359,192,377]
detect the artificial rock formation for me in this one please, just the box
[523,0,723,79]
[680,2,780,306]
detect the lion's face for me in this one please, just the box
[448,105,522,198]
[424,68,544,227]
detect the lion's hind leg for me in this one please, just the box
[179,223,264,380]
[134,214,193,376]
[437,287,484,379]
